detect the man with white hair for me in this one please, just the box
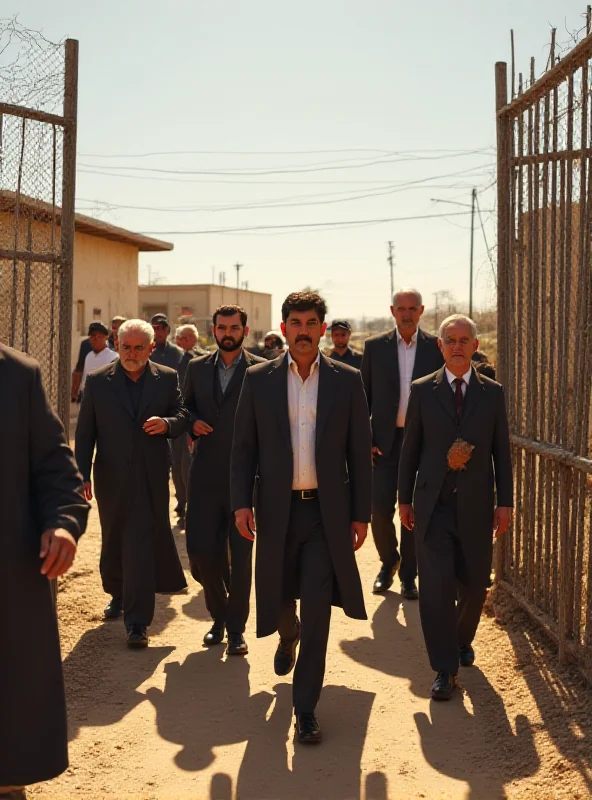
[361,288,444,599]
[398,314,513,700]
[75,319,188,648]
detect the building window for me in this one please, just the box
[93,307,102,320]
[76,300,85,334]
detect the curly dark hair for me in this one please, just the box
[213,304,248,327]
[281,291,327,323]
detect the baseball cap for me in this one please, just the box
[328,319,352,332]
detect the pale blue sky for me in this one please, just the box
[5,1,589,324]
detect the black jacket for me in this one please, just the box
[231,352,372,637]
[361,327,444,455]
[183,349,265,492]
[398,365,513,585]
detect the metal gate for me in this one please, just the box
[0,24,78,433]
[495,24,592,679]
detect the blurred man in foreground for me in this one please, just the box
[0,344,89,797]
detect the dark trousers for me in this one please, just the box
[371,428,417,584]
[186,492,252,633]
[171,436,190,515]
[101,510,156,629]
[278,495,333,714]
[416,499,487,674]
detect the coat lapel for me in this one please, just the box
[433,366,457,423]
[137,361,161,421]
[269,353,292,451]
[315,354,338,449]
[386,329,400,390]
[109,361,135,419]
[459,365,485,427]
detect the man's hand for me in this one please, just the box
[235,508,256,541]
[40,528,77,579]
[372,445,383,466]
[399,503,415,531]
[83,481,93,501]
[447,438,474,471]
[193,419,214,436]
[351,522,368,551]
[494,506,513,537]
[143,417,168,436]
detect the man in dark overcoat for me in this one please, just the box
[231,291,372,745]
[361,288,444,599]
[0,344,89,796]
[398,314,513,700]
[75,319,188,648]
[184,305,265,656]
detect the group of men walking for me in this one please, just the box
[2,287,513,797]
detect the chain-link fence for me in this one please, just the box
[495,15,592,680]
[0,20,78,430]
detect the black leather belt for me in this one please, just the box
[292,489,318,500]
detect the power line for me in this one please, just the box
[75,180,496,215]
[140,210,474,236]
[79,146,495,159]
[78,162,495,187]
[77,152,494,177]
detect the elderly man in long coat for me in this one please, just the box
[75,319,188,648]
[231,291,372,745]
[0,344,89,797]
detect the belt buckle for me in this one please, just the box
[301,489,314,500]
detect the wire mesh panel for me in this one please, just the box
[496,19,592,680]
[0,21,77,429]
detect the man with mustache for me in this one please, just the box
[75,319,188,647]
[184,305,265,656]
[231,291,372,744]
[361,289,444,600]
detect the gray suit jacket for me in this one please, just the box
[231,352,372,637]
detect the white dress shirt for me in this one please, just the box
[81,347,119,389]
[396,328,418,428]
[445,366,472,397]
[287,352,320,490]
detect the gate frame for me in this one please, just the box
[0,38,78,434]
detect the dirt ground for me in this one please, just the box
[30,493,592,800]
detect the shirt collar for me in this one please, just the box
[395,328,418,346]
[445,365,472,386]
[288,350,321,374]
[215,348,243,368]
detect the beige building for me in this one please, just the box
[0,192,173,368]
[139,283,273,344]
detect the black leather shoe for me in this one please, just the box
[401,581,419,600]
[372,561,399,594]
[126,625,149,648]
[459,644,475,667]
[295,712,322,744]
[227,633,248,656]
[203,623,225,646]
[104,596,122,620]
[431,671,457,700]
[274,621,301,676]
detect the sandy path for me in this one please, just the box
[30,494,592,800]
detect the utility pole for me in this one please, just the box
[469,187,476,317]
[387,241,394,302]
[235,262,242,303]
[434,292,439,331]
